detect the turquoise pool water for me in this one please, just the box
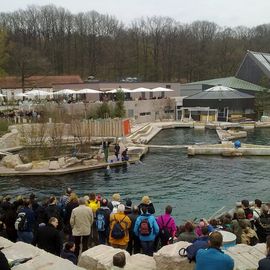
[1,127,270,225]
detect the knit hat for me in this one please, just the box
[112,193,121,202]
[141,196,150,205]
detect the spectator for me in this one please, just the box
[195,231,234,270]
[32,217,62,256]
[108,193,121,213]
[156,205,177,247]
[134,205,159,256]
[95,198,110,244]
[70,197,93,257]
[258,235,270,270]
[177,221,197,243]
[109,204,131,250]
[61,242,77,265]
[138,196,155,215]
[127,205,140,254]
[0,250,10,270]
[16,199,35,244]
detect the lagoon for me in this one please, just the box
[1,127,270,224]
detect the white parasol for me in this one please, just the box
[76,88,101,94]
[53,89,77,95]
[151,87,174,92]
[130,87,152,93]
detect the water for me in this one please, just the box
[1,127,270,225]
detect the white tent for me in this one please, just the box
[25,89,52,96]
[15,93,28,97]
[76,88,101,94]
[131,87,152,93]
[151,87,174,92]
[0,93,6,97]
[107,88,131,93]
[53,89,76,95]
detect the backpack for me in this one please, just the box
[14,212,28,231]
[139,218,151,236]
[96,212,106,232]
[111,216,126,239]
[159,216,172,245]
[179,239,209,262]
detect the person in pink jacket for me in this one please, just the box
[156,205,177,246]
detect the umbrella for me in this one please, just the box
[25,89,52,96]
[53,89,76,95]
[76,88,101,94]
[0,93,6,97]
[131,87,152,93]
[151,87,174,92]
[107,88,132,93]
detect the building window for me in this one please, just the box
[166,85,171,89]
[139,112,151,116]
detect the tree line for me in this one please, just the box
[0,5,270,83]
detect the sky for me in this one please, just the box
[1,0,270,28]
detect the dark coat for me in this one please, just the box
[0,251,10,270]
[60,249,77,265]
[138,203,155,215]
[33,224,62,256]
[258,255,270,270]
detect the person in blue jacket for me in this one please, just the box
[258,235,270,270]
[134,205,159,256]
[196,231,234,270]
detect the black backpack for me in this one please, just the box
[159,216,172,245]
[111,216,126,239]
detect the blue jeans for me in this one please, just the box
[17,231,33,244]
[141,240,154,256]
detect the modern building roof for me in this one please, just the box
[185,85,254,100]
[236,50,270,79]
[184,76,265,92]
[0,75,83,89]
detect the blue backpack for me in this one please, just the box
[111,216,126,239]
[96,212,106,232]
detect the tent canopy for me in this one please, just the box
[131,87,152,93]
[54,89,76,95]
[151,87,174,92]
[76,88,101,94]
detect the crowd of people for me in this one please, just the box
[0,191,269,269]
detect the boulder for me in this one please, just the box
[1,154,23,168]
[32,160,50,169]
[48,161,60,170]
[78,244,130,270]
[12,252,84,270]
[15,163,33,171]
[58,157,66,168]
[82,159,99,166]
[153,241,193,270]
[62,157,81,168]
[0,238,84,270]
[125,254,156,270]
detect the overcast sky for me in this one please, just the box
[1,0,269,28]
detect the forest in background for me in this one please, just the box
[0,5,270,83]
